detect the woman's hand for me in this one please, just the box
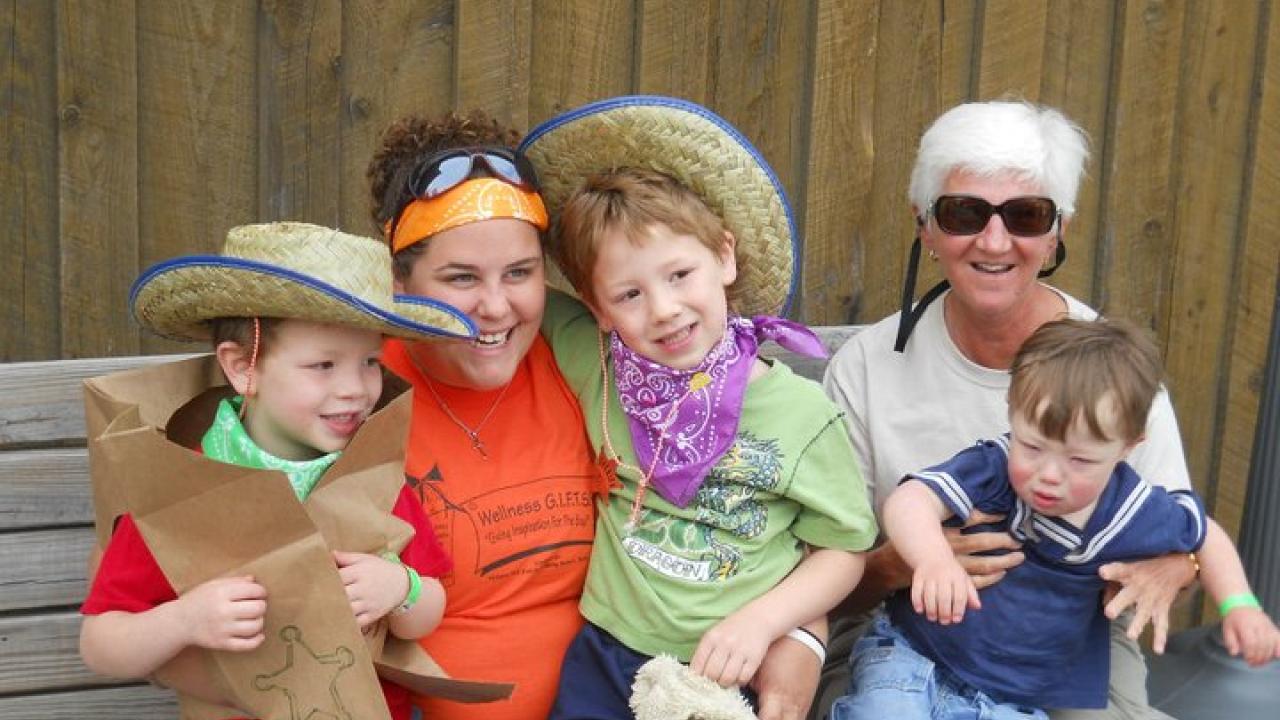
[750,630,822,720]
[943,510,1024,589]
[1098,552,1197,653]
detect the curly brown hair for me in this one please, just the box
[366,111,523,276]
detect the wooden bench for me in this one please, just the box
[0,353,197,719]
[0,328,860,718]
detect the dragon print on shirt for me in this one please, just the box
[622,432,783,583]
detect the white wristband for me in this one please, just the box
[785,627,826,664]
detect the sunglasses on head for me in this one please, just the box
[929,195,1059,237]
[408,146,540,200]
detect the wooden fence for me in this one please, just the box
[3,0,1279,621]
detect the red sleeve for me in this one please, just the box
[392,486,452,578]
[81,514,177,615]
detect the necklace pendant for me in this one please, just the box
[469,432,488,460]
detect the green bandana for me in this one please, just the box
[201,397,339,500]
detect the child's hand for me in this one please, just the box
[690,608,774,688]
[333,550,409,629]
[912,557,981,625]
[178,575,267,652]
[1222,607,1280,667]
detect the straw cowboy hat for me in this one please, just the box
[519,95,799,317]
[131,222,476,342]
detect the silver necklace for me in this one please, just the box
[409,351,511,460]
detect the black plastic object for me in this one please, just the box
[1148,625,1280,718]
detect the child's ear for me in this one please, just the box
[718,231,738,286]
[1123,432,1146,456]
[584,298,614,332]
[215,341,253,395]
[393,275,406,294]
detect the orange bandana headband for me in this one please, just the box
[388,178,549,253]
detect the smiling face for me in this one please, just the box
[223,319,384,461]
[1006,397,1137,527]
[393,218,545,390]
[591,222,742,368]
[589,223,737,370]
[923,170,1062,326]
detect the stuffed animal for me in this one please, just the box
[629,654,757,720]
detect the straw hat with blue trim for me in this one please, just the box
[519,95,799,317]
[131,222,476,342]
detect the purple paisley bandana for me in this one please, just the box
[610,315,827,507]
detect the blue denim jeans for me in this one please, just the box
[831,614,1048,720]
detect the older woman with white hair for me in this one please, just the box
[816,101,1203,720]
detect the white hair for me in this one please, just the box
[908,101,1090,219]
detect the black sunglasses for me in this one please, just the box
[930,195,1059,237]
[408,147,540,200]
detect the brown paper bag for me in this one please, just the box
[84,356,513,719]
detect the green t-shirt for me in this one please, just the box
[542,291,878,660]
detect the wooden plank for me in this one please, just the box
[0,449,91,530]
[456,0,533,132]
[1040,0,1114,306]
[0,683,177,720]
[258,0,343,224]
[938,0,979,108]
[1,0,59,362]
[0,354,196,450]
[799,0,877,324]
[975,0,1047,101]
[0,527,94,612]
[1161,0,1261,517]
[340,0,454,234]
[852,2,947,323]
[635,0,716,104]
[0,610,111,694]
[528,0,633,124]
[137,1,257,355]
[56,0,140,358]
[1197,0,1280,546]
[711,1,812,307]
[1094,0,1185,333]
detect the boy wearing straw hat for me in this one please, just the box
[79,222,475,719]
[523,97,878,719]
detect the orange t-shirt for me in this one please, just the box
[383,336,598,720]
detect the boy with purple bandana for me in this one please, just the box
[524,98,878,720]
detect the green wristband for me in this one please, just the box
[397,567,423,614]
[1219,593,1261,616]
